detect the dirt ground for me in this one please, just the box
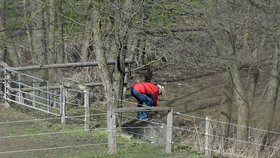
[0,65,226,158]
[153,65,224,118]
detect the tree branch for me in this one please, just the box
[136,27,205,35]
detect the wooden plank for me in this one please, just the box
[166,109,173,153]
[112,107,171,113]
[11,60,133,71]
[135,27,204,35]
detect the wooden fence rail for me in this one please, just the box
[11,60,132,71]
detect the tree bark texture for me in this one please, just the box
[219,68,234,139]
[56,0,65,63]
[255,42,280,156]
[81,1,94,62]
[31,1,44,64]
[23,0,34,62]
[0,0,6,63]
[93,1,114,110]
[49,0,56,64]
[231,64,249,141]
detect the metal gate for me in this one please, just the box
[3,67,62,116]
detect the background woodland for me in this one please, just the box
[1,0,280,156]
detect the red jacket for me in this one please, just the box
[132,82,159,106]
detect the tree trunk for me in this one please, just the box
[31,1,44,65]
[56,0,65,63]
[113,0,132,107]
[255,42,280,156]
[23,0,34,60]
[0,0,20,67]
[231,64,249,141]
[219,67,234,139]
[0,0,7,95]
[42,2,49,82]
[0,0,6,63]
[245,66,259,127]
[93,1,114,110]
[30,0,49,103]
[49,0,56,64]
[81,1,94,62]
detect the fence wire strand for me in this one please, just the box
[3,78,280,157]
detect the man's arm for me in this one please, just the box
[153,93,158,107]
[153,93,160,117]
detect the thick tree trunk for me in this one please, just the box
[0,0,7,96]
[219,68,234,139]
[245,66,259,127]
[93,5,116,152]
[30,1,49,103]
[56,0,65,63]
[31,1,45,65]
[231,64,249,141]
[0,0,6,62]
[255,42,280,156]
[49,0,56,64]
[81,1,94,62]
[93,1,114,110]
[0,0,20,67]
[23,0,34,60]
[115,0,134,126]
[42,3,49,82]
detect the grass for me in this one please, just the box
[0,105,205,158]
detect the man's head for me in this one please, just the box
[157,84,165,95]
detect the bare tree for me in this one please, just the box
[49,0,56,63]
[206,0,261,141]
[30,0,44,64]
[93,1,114,111]
[0,0,7,63]
[0,0,21,67]
[92,0,133,110]
[80,0,94,62]
[206,2,280,156]
[56,0,65,63]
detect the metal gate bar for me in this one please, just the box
[3,67,62,116]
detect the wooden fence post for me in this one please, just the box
[53,90,57,108]
[32,79,36,107]
[107,110,117,153]
[84,88,90,131]
[3,68,10,107]
[205,117,211,158]
[47,81,50,112]
[17,73,24,104]
[166,109,173,153]
[123,67,128,97]
[60,86,66,124]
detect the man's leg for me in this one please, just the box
[131,88,146,120]
[137,101,143,119]
[135,94,150,120]
[138,95,153,120]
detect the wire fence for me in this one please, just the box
[2,107,280,158]
[172,112,280,158]
[2,69,280,157]
[0,114,107,158]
